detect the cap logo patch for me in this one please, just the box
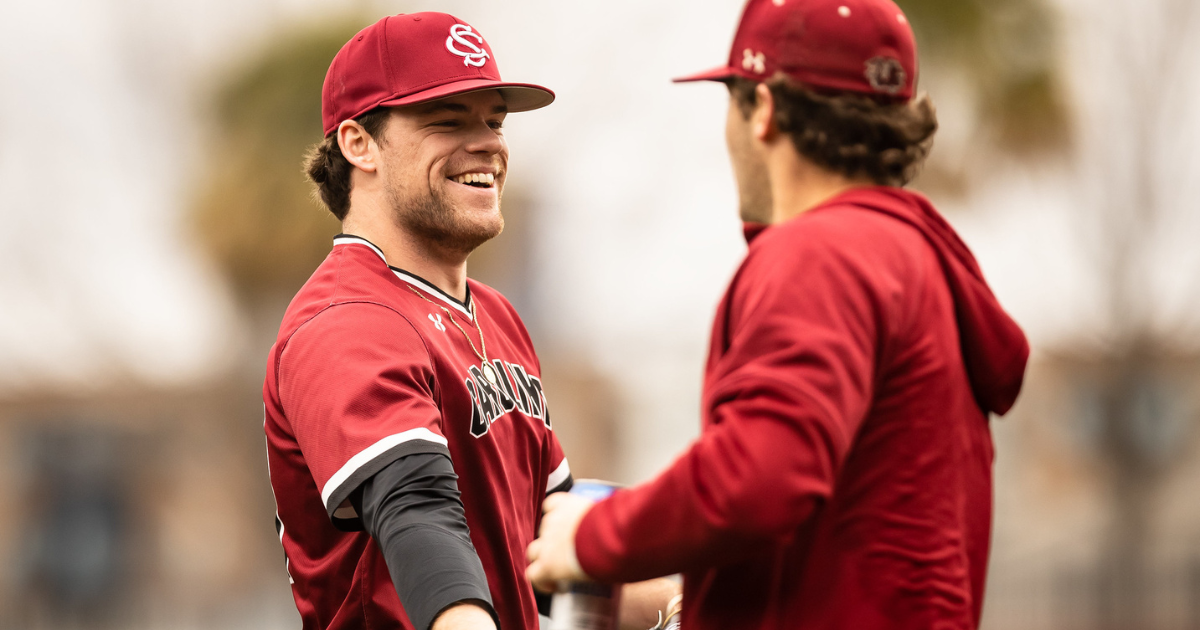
[864,56,906,94]
[742,49,766,74]
[446,24,490,67]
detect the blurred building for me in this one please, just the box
[984,351,1200,630]
[0,380,293,629]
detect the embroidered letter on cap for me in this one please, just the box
[446,24,490,67]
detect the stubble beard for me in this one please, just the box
[727,124,773,224]
[737,176,773,224]
[734,159,773,224]
[387,182,504,259]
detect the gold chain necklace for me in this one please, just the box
[407,286,500,384]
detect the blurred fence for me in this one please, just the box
[985,556,1200,630]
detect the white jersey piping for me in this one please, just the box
[546,458,571,493]
[320,428,449,510]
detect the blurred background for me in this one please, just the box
[0,0,1197,628]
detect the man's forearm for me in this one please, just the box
[576,405,832,583]
[355,453,497,630]
[619,578,682,630]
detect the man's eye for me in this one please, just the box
[488,120,505,130]
[432,120,460,128]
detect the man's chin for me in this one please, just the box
[738,205,772,225]
[415,214,503,257]
[391,187,504,256]
[443,224,503,256]
[735,186,773,224]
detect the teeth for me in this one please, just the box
[451,172,495,186]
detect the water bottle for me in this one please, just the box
[549,479,622,630]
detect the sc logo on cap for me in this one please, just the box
[865,56,906,95]
[446,24,490,67]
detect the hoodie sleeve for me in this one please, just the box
[575,212,895,582]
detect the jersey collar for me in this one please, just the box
[333,234,474,320]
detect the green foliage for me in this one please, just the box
[191,19,368,304]
[897,0,1070,154]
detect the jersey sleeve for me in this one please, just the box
[545,433,572,495]
[278,302,449,524]
[537,427,573,619]
[574,217,887,582]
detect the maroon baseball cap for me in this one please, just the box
[675,0,918,101]
[321,12,555,137]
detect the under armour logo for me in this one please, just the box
[446,24,490,67]
[428,313,447,332]
[742,49,765,74]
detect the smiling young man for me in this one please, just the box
[262,13,567,630]
[527,1,1030,629]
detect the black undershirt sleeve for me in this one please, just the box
[535,473,575,618]
[351,452,498,630]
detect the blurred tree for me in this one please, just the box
[898,0,1070,154]
[892,0,1070,197]
[1076,0,1200,626]
[191,19,369,319]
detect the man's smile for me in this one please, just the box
[448,171,497,188]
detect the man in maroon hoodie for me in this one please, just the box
[525,0,1029,628]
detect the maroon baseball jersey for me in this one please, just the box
[264,235,569,630]
[575,187,1028,630]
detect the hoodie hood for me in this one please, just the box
[814,187,1030,415]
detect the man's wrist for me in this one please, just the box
[431,600,497,630]
[527,492,598,591]
[566,523,586,581]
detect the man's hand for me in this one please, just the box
[430,601,496,630]
[525,492,596,592]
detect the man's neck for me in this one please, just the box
[766,149,873,225]
[342,211,470,302]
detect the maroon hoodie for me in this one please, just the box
[575,187,1028,630]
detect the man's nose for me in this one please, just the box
[464,122,504,155]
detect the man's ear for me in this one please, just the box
[750,83,778,143]
[337,120,379,173]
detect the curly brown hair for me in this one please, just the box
[303,108,393,220]
[727,76,938,187]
